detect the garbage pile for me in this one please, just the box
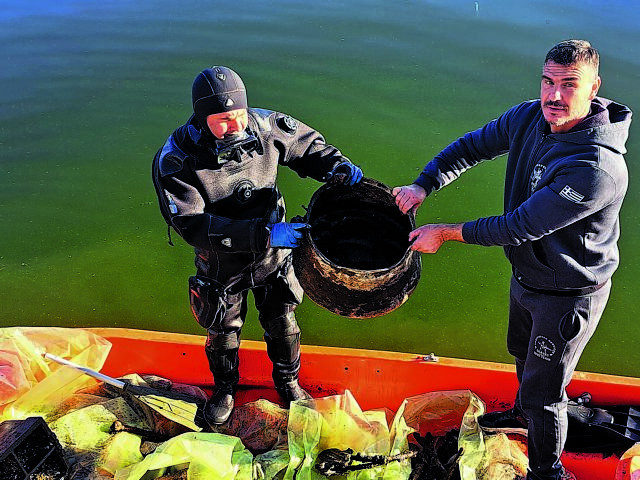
[3,327,632,480]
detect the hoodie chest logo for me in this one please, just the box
[530,164,546,192]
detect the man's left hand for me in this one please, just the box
[328,163,363,186]
[409,224,465,253]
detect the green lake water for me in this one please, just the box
[3,0,640,377]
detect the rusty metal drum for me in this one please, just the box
[293,177,422,318]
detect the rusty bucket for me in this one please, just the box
[293,177,422,318]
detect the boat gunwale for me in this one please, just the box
[86,327,640,388]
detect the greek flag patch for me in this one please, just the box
[559,185,585,203]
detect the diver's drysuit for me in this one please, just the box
[152,105,353,423]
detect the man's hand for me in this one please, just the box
[328,163,363,186]
[409,224,465,253]
[392,184,427,214]
[268,222,310,248]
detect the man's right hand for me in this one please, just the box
[268,222,310,248]
[392,184,427,214]
[408,223,465,253]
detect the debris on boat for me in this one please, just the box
[110,420,170,443]
[44,353,206,432]
[408,430,462,480]
[155,467,188,479]
[0,417,69,480]
[4,328,640,480]
[475,433,528,479]
[315,447,417,476]
[210,398,289,454]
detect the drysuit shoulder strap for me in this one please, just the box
[152,137,187,246]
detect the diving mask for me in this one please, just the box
[215,130,259,163]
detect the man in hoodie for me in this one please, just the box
[393,40,631,480]
[152,66,363,426]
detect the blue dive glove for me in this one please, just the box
[268,222,310,248]
[328,162,363,186]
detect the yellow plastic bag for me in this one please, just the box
[114,432,253,480]
[284,389,414,479]
[457,391,487,480]
[254,448,290,480]
[96,431,144,476]
[476,434,528,480]
[0,327,111,420]
[50,395,150,452]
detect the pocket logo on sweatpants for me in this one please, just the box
[534,336,556,361]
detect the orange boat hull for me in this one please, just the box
[88,328,640,479]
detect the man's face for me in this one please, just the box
[540,60,601,133]
[206,109,248,139]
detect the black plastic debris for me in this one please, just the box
[0,417,69,480]
[410,430,462,480]
[315,447,416,476]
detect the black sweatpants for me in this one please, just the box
[507,275,611,480]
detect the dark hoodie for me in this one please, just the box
[414,97,632,291]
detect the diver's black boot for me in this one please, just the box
[265,333,312,403]
[203,345,239,426]
[276,380,312,402]
[204,387,235,426]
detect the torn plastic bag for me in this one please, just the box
[49,395,151,453]
[0,327,111,421]
[476,434,528,479]
[114,432,253,480]
[402,389,483,437]
[285,389,414,479]
[254,448,291,480]
[95,431,144,476]
[108,373,208,438]
[0,349,29,405]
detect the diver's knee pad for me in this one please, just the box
[188,275,226,330]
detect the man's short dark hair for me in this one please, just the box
[545,40,599,73]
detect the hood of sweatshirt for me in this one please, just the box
[548,97,632,155]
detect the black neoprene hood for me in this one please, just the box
[192,66,248,128]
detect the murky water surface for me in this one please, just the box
[2,0,639,376]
